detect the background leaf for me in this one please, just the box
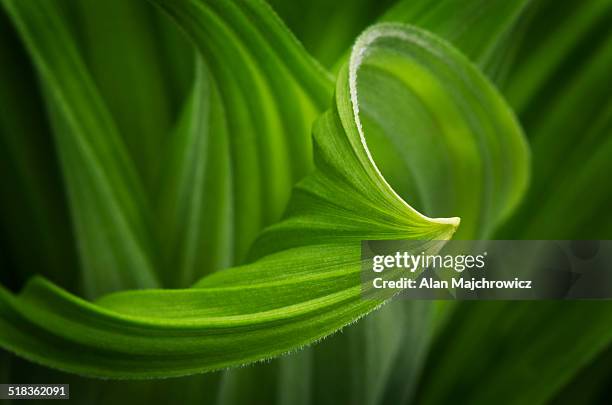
[3,0,160,297]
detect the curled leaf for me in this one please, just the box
[0,20,533,377]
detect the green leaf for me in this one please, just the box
[344,25,529,239]
[415,301,612,404]
[2,0,160,297]
[66,0,180,191]
[155,59,233,287]
[502,0,612,114]
[267,0,396,68]
[0,20,532,378]
[0,0,610,403]
[149,0,333,267]
[381,0,531,72]
[498,0,612,239]
[0,10,77,290]
[300,20,528,405]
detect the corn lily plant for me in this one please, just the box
[0,0,611,403]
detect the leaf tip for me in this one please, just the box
[430,216,461,240]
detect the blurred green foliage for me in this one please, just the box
[0,0,611,404]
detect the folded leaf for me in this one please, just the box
[0,21,534,378]
[302,21,529,404]
[315,4,533,403]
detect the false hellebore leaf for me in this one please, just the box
[0,0,527,379]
